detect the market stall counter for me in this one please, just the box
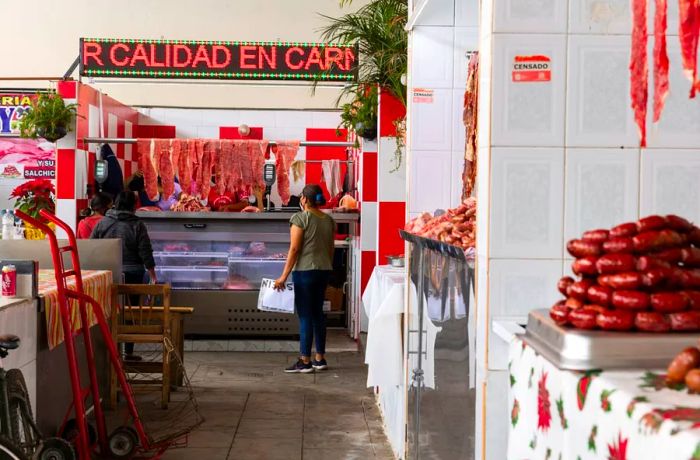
[509,333,700,459]
[137,210,359,337]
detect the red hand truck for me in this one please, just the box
[16,210,180,459]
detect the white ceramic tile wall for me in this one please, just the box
[491,34,567,147]
[455,0,480,27]
[411,27,455,89]
[566,35,638,147]
[377,137,407,202]
[360,201,378,251]
[452,88,467,151]
[493,0,567,33]
[646,41,700,148]
[417,0,455,26]
[488,258,562,320]
[409,150,453,213]
[475,147,490,258]
[564,148,640,247]
[454,27,480,88]
[451,150,465,207]
[568,0,631,35]
[489,147,565,259]
[411,88,453,151]
[640,149,700,223]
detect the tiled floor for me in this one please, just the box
[117,331,395,460]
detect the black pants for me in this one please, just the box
[123,270,145,356]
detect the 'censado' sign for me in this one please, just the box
[80,38,358,81]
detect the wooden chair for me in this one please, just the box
[110,284,172,409]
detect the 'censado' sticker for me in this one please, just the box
[512,55,551,82]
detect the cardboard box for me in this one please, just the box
[325,286,344,312]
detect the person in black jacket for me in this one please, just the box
[91,191,157,360]
[91,191,157,284]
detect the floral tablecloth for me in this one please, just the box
[38,269,112,350]
[508,336,700,460]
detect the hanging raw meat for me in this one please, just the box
[679,0,700,97]
[275,141,300,205]
[199,140,218,199]
[178,139,195,195]
[653,0,670,122]
[137,139,159,201]
[193,139,205,196]
[218,140,233,194]
[251,140,268,193]
[154,139,175,198]
[630,0,649,147]
[462,51,479,199]
[239,140,255,194]
[170,139,181,184]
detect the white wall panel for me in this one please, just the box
[646,42,700,148]
[569,0,630,34]
[452,88,467,151]
[411,27,455,89]
[567,35,638,147]
[454,27,480,88]
[493,0,567,33]
[411,88,453,151]
[409,150,452,213]
[274,111,313,128]
[490,148,564,259]
[417,0,455,26]
[641,149,700,223]
[564,148,640,248]
[491,34,567,147]
[455,0,480,27]
[451,150,465,208]
[475,147,490,258]
[488,258,562,320]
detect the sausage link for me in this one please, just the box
[666,215,694,233]
[610,222,638,238]
[587,284,613,307]
[602,237,635,254]
[611,291,650,310]
[595,254,636,274]
[567,239,602,258]
[582,229,610,244]
[634,312,671,332]
[596,310,634,331]
[650,292,689,313]
[669,312,700,332]
[637,215,668,232]
[572,257,599,276]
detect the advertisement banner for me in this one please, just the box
[0,138,55,180]
[0,93,34,137]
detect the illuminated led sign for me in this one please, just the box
[79,38,358,81]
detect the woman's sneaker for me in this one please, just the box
[285,359,314,373]
[312,359,328,371]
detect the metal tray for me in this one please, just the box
[523,309,700,371]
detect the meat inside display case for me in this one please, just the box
[138,211,359,337]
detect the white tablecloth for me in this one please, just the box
[362,265,406,459]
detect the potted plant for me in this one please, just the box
[319,0,407,166]
[338,85,378,141]
[10,179,56,239]
[18,91,77,143]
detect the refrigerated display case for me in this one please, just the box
[137,211,359,337]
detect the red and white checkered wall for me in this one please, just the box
[358,89,407,294]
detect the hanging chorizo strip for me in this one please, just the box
[137,139,159,200]
[653,0,670,122]
[679,0,700,97]
[630,0,649,146]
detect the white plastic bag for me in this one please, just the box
[257,278,295,314]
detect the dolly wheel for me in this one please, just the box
[59,419,97,446]
[37,437,76,460]
[107,427,138,459]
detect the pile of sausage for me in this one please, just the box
[404,198,476,250]
[667,345,700,392]
[551,215,700,332]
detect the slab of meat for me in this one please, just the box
[630,0,649,147]
[193,139,205,196]
[251,140,268,192]
[653,0,670,122]
[170,139,181,184]
[198,140,218,199]
[154,139,175,198]
[217,140,232,194]
[679,0,700,97]
[275,141,300,205]
[137,139,159,200]
[178,139,195,195]
[239,140,255,194]
[462,51,479,199]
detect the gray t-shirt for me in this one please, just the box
[289,211,335,271]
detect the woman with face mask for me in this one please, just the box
[274,184,335,373]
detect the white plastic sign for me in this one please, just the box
[257,278,295,314]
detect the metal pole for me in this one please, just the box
[82,137,355,148]
[413,245,426,460]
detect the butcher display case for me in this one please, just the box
[137,210,360,337]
